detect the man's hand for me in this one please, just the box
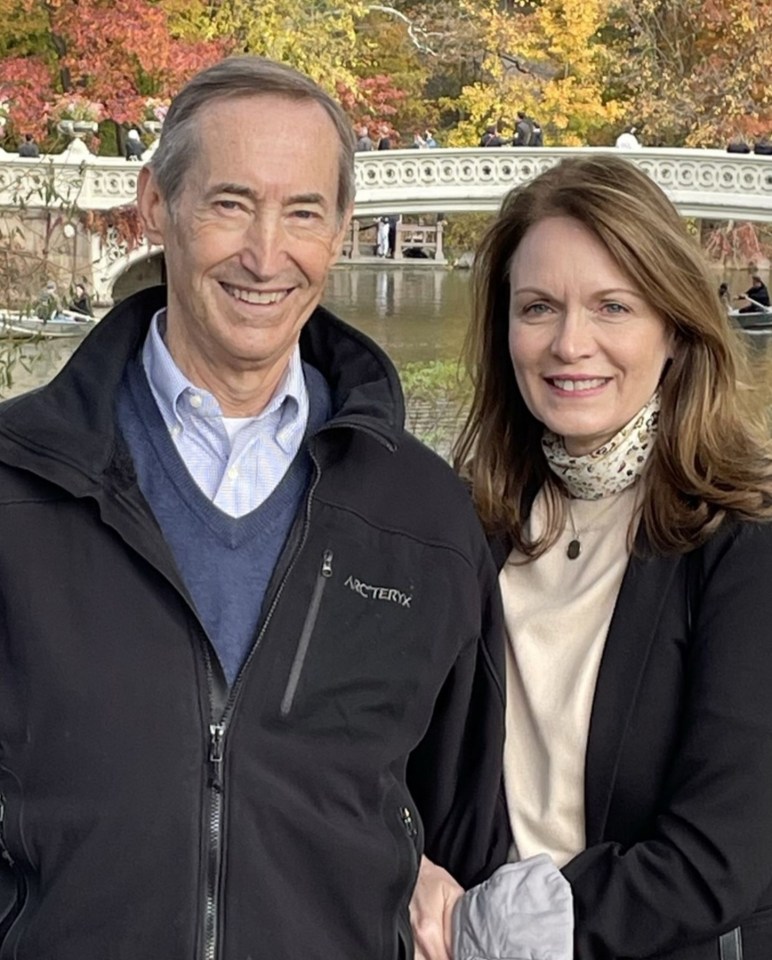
[410,855,464,960]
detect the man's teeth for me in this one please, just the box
[224,284,287,304]
[552,378,606,392]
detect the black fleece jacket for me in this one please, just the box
[0,287,508,960]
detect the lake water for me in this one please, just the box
[3,265,771,454]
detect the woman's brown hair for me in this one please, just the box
[453,155,772,557]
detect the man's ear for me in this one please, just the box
[137,166,169,246]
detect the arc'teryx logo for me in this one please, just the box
[344,575,412,608]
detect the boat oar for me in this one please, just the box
[740,295,772,313]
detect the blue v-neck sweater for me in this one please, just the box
[117,356,331,684]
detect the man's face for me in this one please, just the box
[138,94,350,389]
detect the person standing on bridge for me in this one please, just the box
[0,55,527,960]
[412,155,772,960]
[615,125,641,149]
[17,133,40,157]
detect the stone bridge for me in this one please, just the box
[1,145,771,304]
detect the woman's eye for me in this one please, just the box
[601,301,629,315]
[521,301,553,319]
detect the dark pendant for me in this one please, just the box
[567,539,581,560]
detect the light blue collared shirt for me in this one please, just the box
[142,309,309,518]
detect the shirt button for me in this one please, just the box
[227,467,239,480]
[189,393,202,408]
[171,425,182,438]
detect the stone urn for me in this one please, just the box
[57,119,99,157]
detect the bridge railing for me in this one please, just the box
[353,147,772,222]
[1,146,772,221]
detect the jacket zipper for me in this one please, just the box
[400,806,419,871]
[203,723,225,960]
[0,793,13,870]
[397,805,419,959]
[280,549,333,715]
[200,448,324,960]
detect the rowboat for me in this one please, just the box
[0,309,99,340]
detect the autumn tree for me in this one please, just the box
[444,0,622,146]
[608,0,772,146]
[0,0,227,146]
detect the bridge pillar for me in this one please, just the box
[435,219,445,264]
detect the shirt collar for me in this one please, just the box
[141,308,306,451]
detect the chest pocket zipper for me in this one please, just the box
[280,549,333,715]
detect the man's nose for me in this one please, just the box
[240,213,287,278]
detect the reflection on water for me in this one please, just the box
[323,265,471,367]
[2,338,83,399]
[3,267,772,411]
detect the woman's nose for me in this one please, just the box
[550,310,596,362]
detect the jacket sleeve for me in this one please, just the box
[406,538,511,890]
[563,520,772,959]
[454,855,573,960]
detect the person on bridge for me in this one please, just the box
[480,124,506,147]
[124,128,146,160]
[412,155,772,960]
[17,133,40,157]
[513,111,536,146]
[0,54,546,960]
[615,124,641,148]
[354,122,374,151]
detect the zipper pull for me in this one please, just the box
[208,723,226,793]
[321,550,333,578]
[400,806,417,840]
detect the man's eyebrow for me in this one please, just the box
[286,192,328,208]
[203,184,328,209]
[205,182,257,202]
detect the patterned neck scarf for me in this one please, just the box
[541,392,660,500]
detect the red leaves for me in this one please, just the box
[0,0,229,139]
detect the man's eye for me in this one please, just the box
[291,209,318,220]
[216,199,243,211]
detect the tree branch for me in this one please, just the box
[366,4,438,55]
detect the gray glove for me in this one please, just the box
[452,854,573,960]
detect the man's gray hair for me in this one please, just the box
[148,56,356,220]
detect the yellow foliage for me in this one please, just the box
[450,0,621,145]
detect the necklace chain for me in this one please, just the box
[565,494,626,560]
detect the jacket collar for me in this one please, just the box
[0,285,405,496]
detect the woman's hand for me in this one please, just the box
[410,855,464,960]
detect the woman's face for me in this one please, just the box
[508,215,673,456]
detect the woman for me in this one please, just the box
[414,156,772,960]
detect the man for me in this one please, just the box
[125,128,146,160]
[738,274,771,313]
[354,122,373,151]
[17,133,40,157]
[513,111,534,146]
[480,124,505,147]
[0,56,507,959]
